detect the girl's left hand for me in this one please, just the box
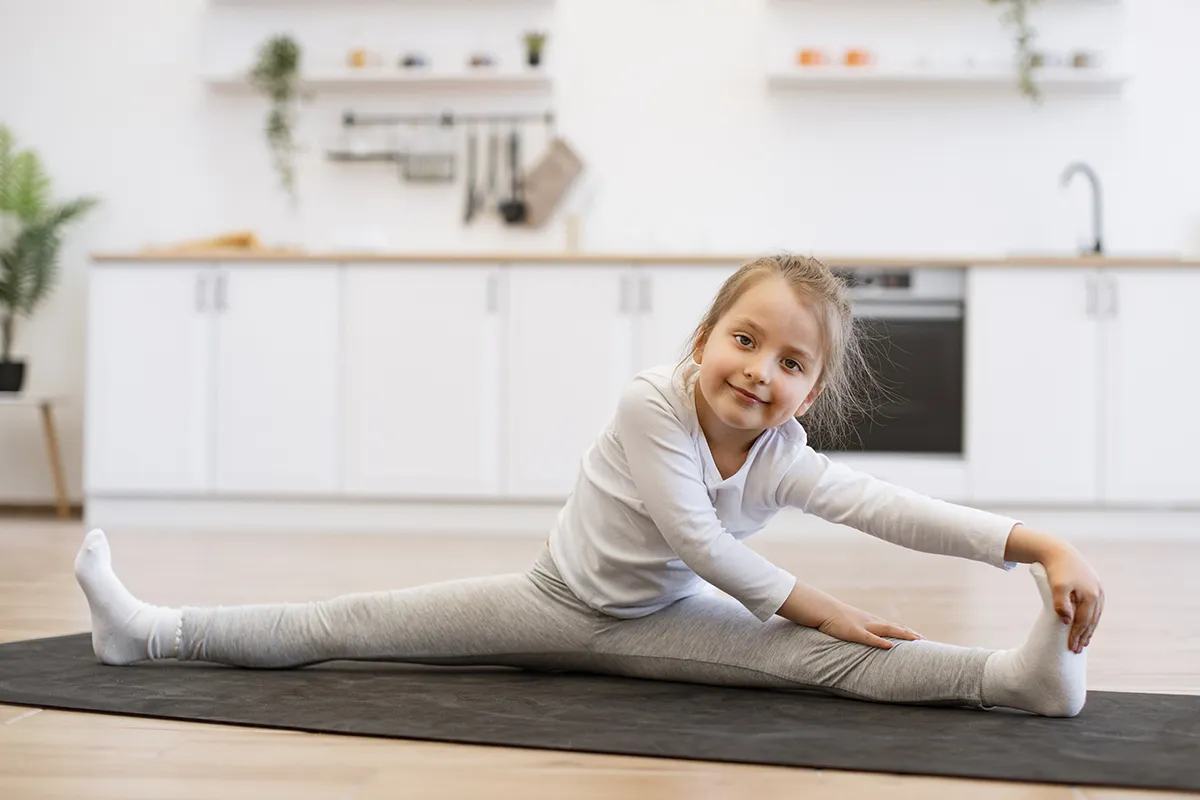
[1041,546,1105,653]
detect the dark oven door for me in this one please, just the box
[808,299,964,455]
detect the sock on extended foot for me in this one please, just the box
[981,562,1087,717]
[74,529,181,665]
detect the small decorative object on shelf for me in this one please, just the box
[0,125,99,393]
[400,53,429,70]
[523,31,548,67]
[986,0,1041,102]
[468,53,496,69]
[347,48,382,69]
[844,48,872,67]
[797,48,828,66]
[249,34,309,203]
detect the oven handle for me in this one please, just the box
[851,300,963,320]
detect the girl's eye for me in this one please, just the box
[784,359,802,372]
[734,334,752,347]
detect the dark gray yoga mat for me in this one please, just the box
[1,634,1198,791]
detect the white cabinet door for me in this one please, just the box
[342,265,503,497]
[965,268,1102,504]
[1101,270,1200,505]
[85,264,215,495]
[633,265,739,372]
[212,265,340,495]
[505,265,637,498]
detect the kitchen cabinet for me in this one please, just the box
[632,265,739,372]
[968,267,1200,507]
[212,265,340,495]
[504,264,638,498]
[965,267,1102,504]
[85,264,216,495]
[341,265,503,497]
[85,263,340,497]
[1100,270,1200,505]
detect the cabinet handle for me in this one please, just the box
[1106,275,1118,317]
[195,273,208,312]
[639,274,652,313]
[1085,276,1098,317]
[215,272,228,312]
[486,272,498,313]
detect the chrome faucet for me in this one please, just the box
[1060,162,1103,255]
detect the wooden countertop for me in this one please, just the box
[88,251,1200,267]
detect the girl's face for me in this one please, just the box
[693,276,824,443]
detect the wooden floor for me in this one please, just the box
[1,517,1197,799]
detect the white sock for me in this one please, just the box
[981,562,1087,717]
[74,529,181,665]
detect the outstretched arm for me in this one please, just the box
[775,442,1020,571]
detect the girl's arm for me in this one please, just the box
[775,441,1021,571]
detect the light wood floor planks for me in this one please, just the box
[1,518,1197,799]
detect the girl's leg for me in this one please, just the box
[587,564,1086,717]
[74,529,596,670]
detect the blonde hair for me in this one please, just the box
[674,252,884,449]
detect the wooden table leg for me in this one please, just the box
[38,402,70,519]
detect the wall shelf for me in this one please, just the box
[204,68,552,92]
[766,67,1129,93]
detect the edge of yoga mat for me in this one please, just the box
[2,633,1199,793]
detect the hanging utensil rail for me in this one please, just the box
[341,110,555,129]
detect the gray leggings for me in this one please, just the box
[179,546,994,708]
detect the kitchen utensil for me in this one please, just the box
[499,127,527,224]
[486,127,499,200]
[463,126,479,224]
[403,122,455,183]
[520,137,584,229]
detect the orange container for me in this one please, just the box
[797,48,828,66]
[844,48,872,66]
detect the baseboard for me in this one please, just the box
[82,496,1200,541]
[0,502,83,520]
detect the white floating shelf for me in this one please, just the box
[205,68,552,91]
[767,67,1129,93]
[209,0,552,4]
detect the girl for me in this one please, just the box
[75,253,1103,717]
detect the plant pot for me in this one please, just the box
[526,52,541,67]
[0,360,26,393]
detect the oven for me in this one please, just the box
[806,267,965,455]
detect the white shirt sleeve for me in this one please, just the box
[614,379,798,622]
[775,441,1020,571]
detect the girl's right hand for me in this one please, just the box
[817,602,924,649]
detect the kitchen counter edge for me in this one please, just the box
[88,252,1200,268]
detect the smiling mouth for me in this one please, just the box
[730,384,764,404]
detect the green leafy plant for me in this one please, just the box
[988,0,1042,101]
[248,34,308,203]
[522,31,548,66]
[0,125,99,364]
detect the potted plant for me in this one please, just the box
[0,125,99,393]
[522,31,548,67]
[248,34,309,204]
[987,0,1042,101]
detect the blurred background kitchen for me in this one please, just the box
[1,0,1198,536]
[4,2,1200,794]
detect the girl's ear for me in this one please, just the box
[795,383,823,417]
[691,332,708,365]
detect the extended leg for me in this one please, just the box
[587,565,1086,717]
[75,529,595,670]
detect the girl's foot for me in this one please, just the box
[981,562,1087,717]
[74,529,181,664]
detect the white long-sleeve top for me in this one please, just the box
[547,363,1019,622]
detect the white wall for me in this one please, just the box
[0,0,1197,504]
